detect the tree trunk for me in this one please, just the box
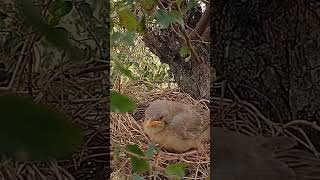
[143,29,210,100]
[212,0,320,123]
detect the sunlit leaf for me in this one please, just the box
[141,0,155,12]
[138,14,148,36]
[118,8,138,31]
[110,91,136,112]
[180,45,189,57]
[0,95,83,161]
[125,144,149,173]
[165,162,188,178]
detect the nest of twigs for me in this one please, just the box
[0,61,108,180]
[110,80,320,179]
[111,89,210,179]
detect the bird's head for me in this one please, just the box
[144,100,172,132]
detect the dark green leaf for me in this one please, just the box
[165,162,187,178]
[18,0,49,32]
[138,14,148,35]
[0,95,83,161]
[78,2,92,18]
[141,0,155,12]
[110,91,136,112]
[121,31,135,45]
[179,45,189,57]
[118,8,138,31]
[125,144,149,173]
[49,0,73,17]
[155,9,171,29]
[169,10,184,26]
[44,27,71,47]
[146,144,160,158]
[186,0,199,11]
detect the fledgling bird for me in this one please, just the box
[143,100,210,153]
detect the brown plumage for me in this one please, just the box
[143,100,210,152]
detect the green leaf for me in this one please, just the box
[44,27,71,47]
[169,10,184,26]
[18,0,49,32]
[110,91,136,112]
[78,2,92,18]
[155,9,172,29]
[111,32,135,46]
[49,0,73,17]
[146,144,160,158]
[118,8,138,31]
[141,0,155,12]
[0,95,83,161]
[137,14,148,36]
[113,59,136,79]
[165,162,188,178]
[121,31,135,45]
[185,0,199,13]
[132,173,145,180]
[179,45,189,57]
[125,144,149,173]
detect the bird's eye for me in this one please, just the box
[159,116,163,120]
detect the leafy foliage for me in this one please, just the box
[110,90,136,112]
[125,144,150,173]
[165,162,188,178]
[0,95,83,161]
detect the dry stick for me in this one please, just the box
[0,34,30,91]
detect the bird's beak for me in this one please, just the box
[146,119,162,127]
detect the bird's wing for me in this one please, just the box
[168,109,207,140]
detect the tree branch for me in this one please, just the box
[190,6,210,40]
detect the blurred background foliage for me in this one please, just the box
[110,0,178,93]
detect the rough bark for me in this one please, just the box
[212,0,320,123]
[143,29,210,100]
